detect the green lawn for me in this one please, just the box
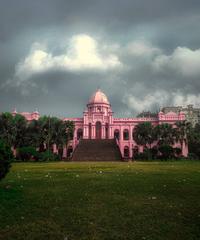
[0,161,200,240]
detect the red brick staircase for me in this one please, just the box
[72,139,122,161]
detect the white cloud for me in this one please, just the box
[123,90,200,113]
[123,90,169,113]
[126,40,161,57]
[152,46,200,77]
[15,37,200,85]
[15,34,121,83]
[11,36,200,107]
[173,93,200,106]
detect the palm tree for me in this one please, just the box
[0,113,28,156]
[37,116,51,152]
[175,121,191,153]
[12,114,27,149]
[133,122,155,149]
[25,119,41,148]
[154,123,176,146]
[0,112,15,146]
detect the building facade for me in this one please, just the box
[64,89,187,158]
[12,89,188,159]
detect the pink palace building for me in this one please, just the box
[13,89,188,159]
[63,89,188,159]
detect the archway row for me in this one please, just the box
[114,128,136,141]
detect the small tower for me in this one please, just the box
[12,108,17,116]
[32,109,40,120]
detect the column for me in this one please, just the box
[120,126,123,141]
[63,145,67,158]
[102,125,105,139]
[92,125,95,139]
[83,126,87,138]
[109,126,112,139]
[53,144,58,154]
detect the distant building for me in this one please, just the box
[162,105,200,127]
[12,108,40,121]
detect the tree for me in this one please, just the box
[0,112,15,146]
[27,117,74,159]
[154,123,176,146]
[175,121,191,153]
[0,112,75,161]
[37,116,51,152]
[0,139,13,181]
[133,122,155,149]
[133,122,155,160]
[51,119,74,159]
[0,113,27,151]
[17,146,39,162]
[187,123,200,159]
[12,114,27,149]
[158,145,174,160]
[24,119,41,148]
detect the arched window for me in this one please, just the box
[97,106,101,112]
[89,123,92,139]
[133,146,139,158]
[123,129,129,140]
[114,129,120,140]
[105,123,109,139]
[67,146,73,158]
[77,128,83,140]
[96,121,102,139]
[124,146,129,158]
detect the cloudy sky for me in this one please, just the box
[1,0,200,117]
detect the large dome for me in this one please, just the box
[88,89,110,104]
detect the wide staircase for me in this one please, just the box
[72,139,122,161]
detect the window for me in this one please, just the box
[124,146,129,158]
[123,129,129,140]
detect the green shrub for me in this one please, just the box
[134,151,150,161]
[17,146,39,161]
[134,147,158,161]
[39,150,59,162]
[187,152,199,160]
[0,139,13,181]
[174,147,182,158]
[158,145,174,160]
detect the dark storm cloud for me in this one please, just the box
[0,0,200,117]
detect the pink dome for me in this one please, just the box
[88,89,109,104]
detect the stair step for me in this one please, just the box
[72,139,122,161]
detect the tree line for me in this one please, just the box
[133,121,200,160]
[1,111,200,163]
[0,112,74,161]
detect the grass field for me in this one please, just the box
[0,161,200,240]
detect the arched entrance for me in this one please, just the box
[89,123,92,139]
[114,129,120,140]
[77,128,83,140]
[124,146,129,158]
[67,146,73,158]
[132,146,139,159]
[96,121,102,139]
[105,123,109,139]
